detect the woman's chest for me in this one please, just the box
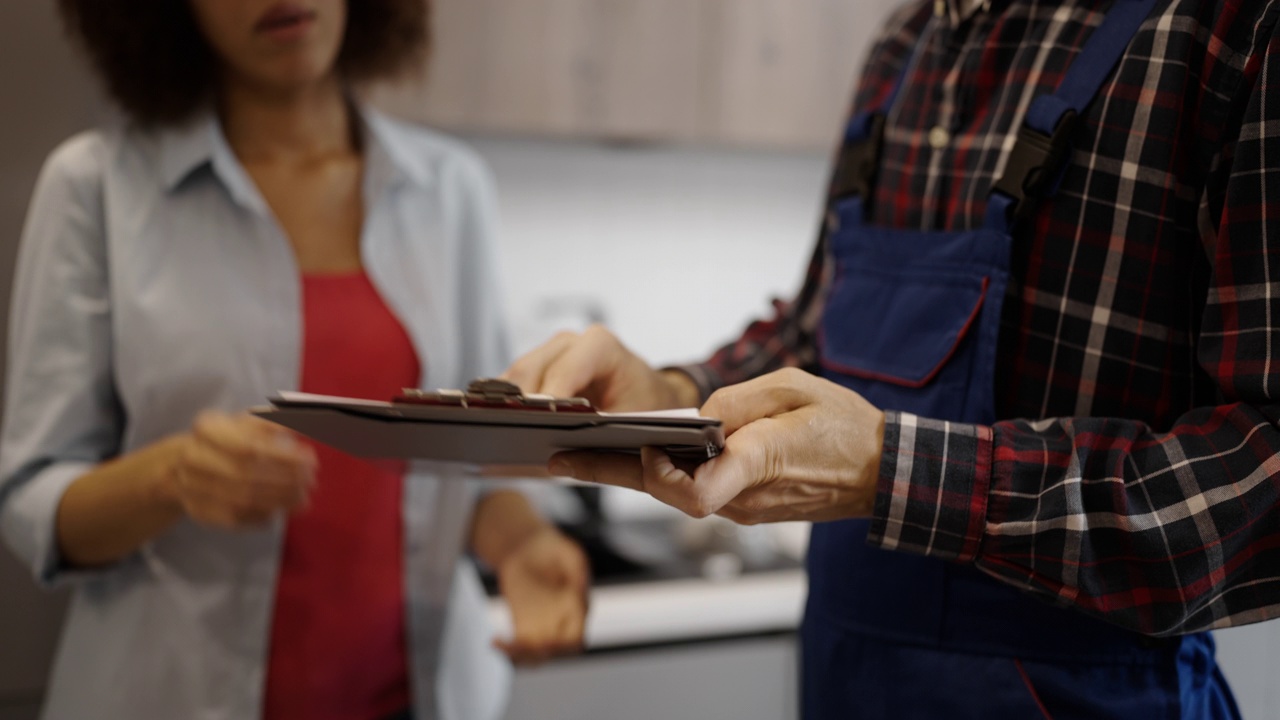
[247,159,365,274]
[99,175,463,440]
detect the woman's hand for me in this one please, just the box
[494,525,591,666]
[167,411,318,529]
[548,368,885,525]
[469,490,591,665]
[54,410,318,568]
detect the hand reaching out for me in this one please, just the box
[503,325,698,412]
[166,410,318,529]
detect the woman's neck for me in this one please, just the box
[218,75,356,165]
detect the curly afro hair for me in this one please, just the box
[57,0,429,126]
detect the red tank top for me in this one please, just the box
[263,272,419,720]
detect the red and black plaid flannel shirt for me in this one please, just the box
[681,0,1280,636]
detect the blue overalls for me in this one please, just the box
[804,1,1241,718]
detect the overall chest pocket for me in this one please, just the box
[819,258,992,421]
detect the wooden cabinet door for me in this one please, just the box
[372,0,888,151]
[375,0,580,135]
[573,0,705,142]
[697,0,878,150]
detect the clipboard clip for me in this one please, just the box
[395,378,597,413]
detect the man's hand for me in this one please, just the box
[503,324,699,411]
[494,525,591,666]
[547,368,885,525]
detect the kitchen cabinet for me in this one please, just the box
[373,0,704,142]
[503,635,798,720]
[489,568,805,720]
[699,0,882,148]
[371,0,892,151]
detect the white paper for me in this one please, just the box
[273,391,393,408]
[598,407,706,420]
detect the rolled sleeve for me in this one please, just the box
[867,411,994,563]
[0,133,124,588]
[1,461,100,588]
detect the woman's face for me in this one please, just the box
[188,0,347,93]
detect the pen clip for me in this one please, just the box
[395,378,596,413]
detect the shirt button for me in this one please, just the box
[929,126,951,150]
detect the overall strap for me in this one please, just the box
[829,17,924,203]
[985,0,1160,232]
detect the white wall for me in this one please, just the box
[467,134,1279,720]
[471,135,829,366]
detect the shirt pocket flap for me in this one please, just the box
[820,268,989,388]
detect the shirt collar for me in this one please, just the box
[156,104,435,209]
[360,107,437,192]
[157,111,218,193]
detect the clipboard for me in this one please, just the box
[252,379,724,466]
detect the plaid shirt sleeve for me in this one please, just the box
[871,22,1280,637]
[683,2,1280,637]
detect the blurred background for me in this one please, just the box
[2,2,1278,719]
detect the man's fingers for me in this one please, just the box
[548,451,644,491]
[502,331,578,395]
[635,447,756,519]
[552,446,761,520]
[700,368,813,436]
[686,424,781,515]
[635,447,705,516]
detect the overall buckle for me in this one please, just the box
[831,114,887,201]
[991,110,1078,226]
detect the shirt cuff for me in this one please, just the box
[0,460,125,589]
[867,411,994,563]
[664,364,725,405]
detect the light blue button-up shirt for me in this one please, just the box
[0,106,512,720]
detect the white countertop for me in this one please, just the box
[488,569,807,650]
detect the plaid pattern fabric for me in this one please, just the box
[685,0,1280,636]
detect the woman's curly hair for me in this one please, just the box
[57,0,429,126]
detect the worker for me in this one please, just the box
[506,0,1277,717]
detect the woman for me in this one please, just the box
[0,1,588,719]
